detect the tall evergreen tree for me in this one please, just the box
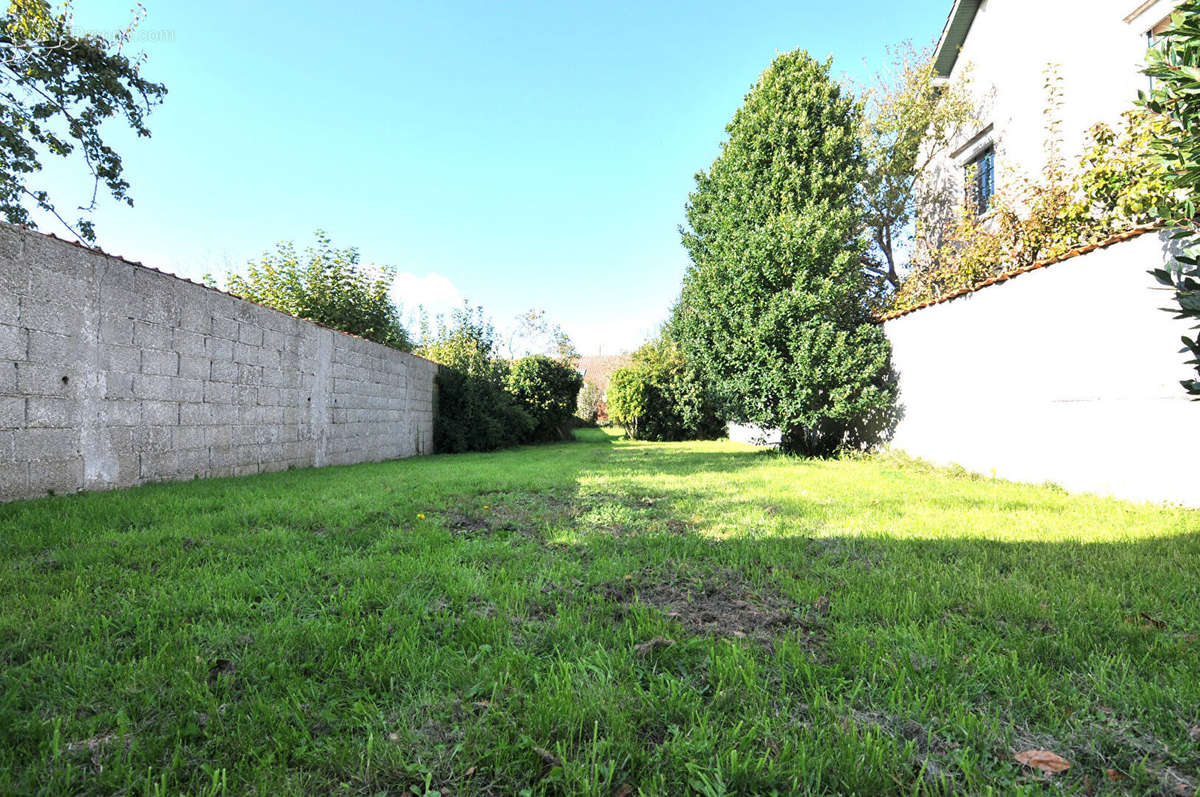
[672,50,895,455]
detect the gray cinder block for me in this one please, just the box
[0,222,437,502]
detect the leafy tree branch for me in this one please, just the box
[223,231,413,351]
[0,0,166,241]
[859,42,977,291]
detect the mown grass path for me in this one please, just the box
[2,429,1197,795]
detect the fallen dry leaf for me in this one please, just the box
[613,785,635,797]
[634,637,675,656]
[1106,768,1125,781]
[1015,749,1071,775]
[465,765,477,777]
[534,747,563,768]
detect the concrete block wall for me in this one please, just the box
[0,223,437,502]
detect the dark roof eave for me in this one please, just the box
[933,0,982,77]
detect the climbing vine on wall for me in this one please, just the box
[889,104,1170,315]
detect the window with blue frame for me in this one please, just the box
[966,146,995,214]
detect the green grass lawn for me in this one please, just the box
[2,429,1198,796]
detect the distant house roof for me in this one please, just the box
[576,353,633,391]
[933,0,982,77]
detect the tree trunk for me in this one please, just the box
[780,421,847,458]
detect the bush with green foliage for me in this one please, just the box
[421,306,586,452]
[506,355,583,442]
[419,306,532,453]
[223,231,412,351]
[433,366,534,453]
[672,50,895,456]
[606,339,724,442]
[605,367,649,440]
[1144,1,1200,396]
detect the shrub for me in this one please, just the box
[606,367,649,439]
[419,306,532,453]
[433,366,532,454]
[224,231,412,350]
[506,355,584,442]
[1144,1,1200,396]
[607,339,724,442]
[672,50,895,456]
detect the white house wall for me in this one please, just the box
[883,231,1197,506]
[927,0,1177,207]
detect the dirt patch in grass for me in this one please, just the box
[443,511,493,537]
[597,564,814,646]
[61,732,132,778]
[439,489,694,540]
[574,491,695,537]
[32,551,62,573]
[441,489,580,539]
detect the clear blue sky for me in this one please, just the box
[41,0,952,354]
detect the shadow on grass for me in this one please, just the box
[0,431,1197,796]
[538,486,1200,796]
